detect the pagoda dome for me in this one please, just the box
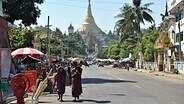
[68,23,74,30]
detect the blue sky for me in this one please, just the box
[35,0,166,33]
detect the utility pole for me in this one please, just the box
[46,16,51,68]
[178,7,181,62]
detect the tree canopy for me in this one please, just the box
[3,0,44,26]
[9,25,36,49]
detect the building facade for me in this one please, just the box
[168,0,184,60]
[167,0,184,73]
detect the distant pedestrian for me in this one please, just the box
[65,62,72,86]
[55,66,66,102]
[126,63,129,71]
[71,62,83,101]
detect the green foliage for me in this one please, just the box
[115,0,154,38]
[40,37,47,53]
[105,30,119,45]
[112,0,156,61]
[9,25,36,49]
[115,4,134,37]
[142,25,159,61]
[62,33,86,57]
[3,0,44,26]
[108,24,159,61]
[10,24,87,58]
[108,44,121,59]
[97,48,108,59]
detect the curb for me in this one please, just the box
[136,69,184,81]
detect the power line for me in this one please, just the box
[42,1,165,14]
[46,1,117,12]
[66,0,122,4]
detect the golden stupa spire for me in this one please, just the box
[87,0,92,18]
[77,0,102,35]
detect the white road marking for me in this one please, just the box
[134,84,142,89]
[106,72,142,89]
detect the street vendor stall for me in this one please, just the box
[11,48,44,92]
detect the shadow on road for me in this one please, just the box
[38,101,52,103]
[109,93,125,96]
[81,99,111,103]
[82,78,137,84]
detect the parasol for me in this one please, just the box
[69,57,89,67]
[21,55,42,64]
[11,47,44,58]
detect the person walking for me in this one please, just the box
[55,66,66,102]
[65,62,72,86]
[71,62,83,101]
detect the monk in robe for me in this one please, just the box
[71,62,83,101]
[55,66,66,102]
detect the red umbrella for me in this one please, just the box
[11,47,44,58]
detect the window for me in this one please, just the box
[175,11,183,22]
[175,31,183,42]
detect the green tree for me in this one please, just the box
[105,30,118,45]
[114,0,155,61]
[97,48,108,59]
[115,3,134,39]
[62,33,86,57]
[108,44,121,59]
[9,25,36,49]
[115,0,154,37]
[3,0,44,26]
[142,25,159,61]
[132,0,154,33]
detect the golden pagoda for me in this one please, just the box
[77,0,102,35]
[77,0,103,54]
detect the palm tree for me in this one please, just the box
[114,0,155,67]
[132,0,155,68]
[115,0,155,41]
[132,0,154,33]
[114,4,134,42]
[115,0,154,36]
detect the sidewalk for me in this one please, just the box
[9,89,75,104]
[135,68,184,80]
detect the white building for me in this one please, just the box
[168,0,184,58]
[167,0,184,73]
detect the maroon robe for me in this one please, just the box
[55,66,66,95]
[71,67,83,97]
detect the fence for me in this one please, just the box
[139,61,184,73]
[142,62,157,70]
[173,61,184,71]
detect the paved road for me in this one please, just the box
[23,65,184,104]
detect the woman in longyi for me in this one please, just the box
[55,66,66,102]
